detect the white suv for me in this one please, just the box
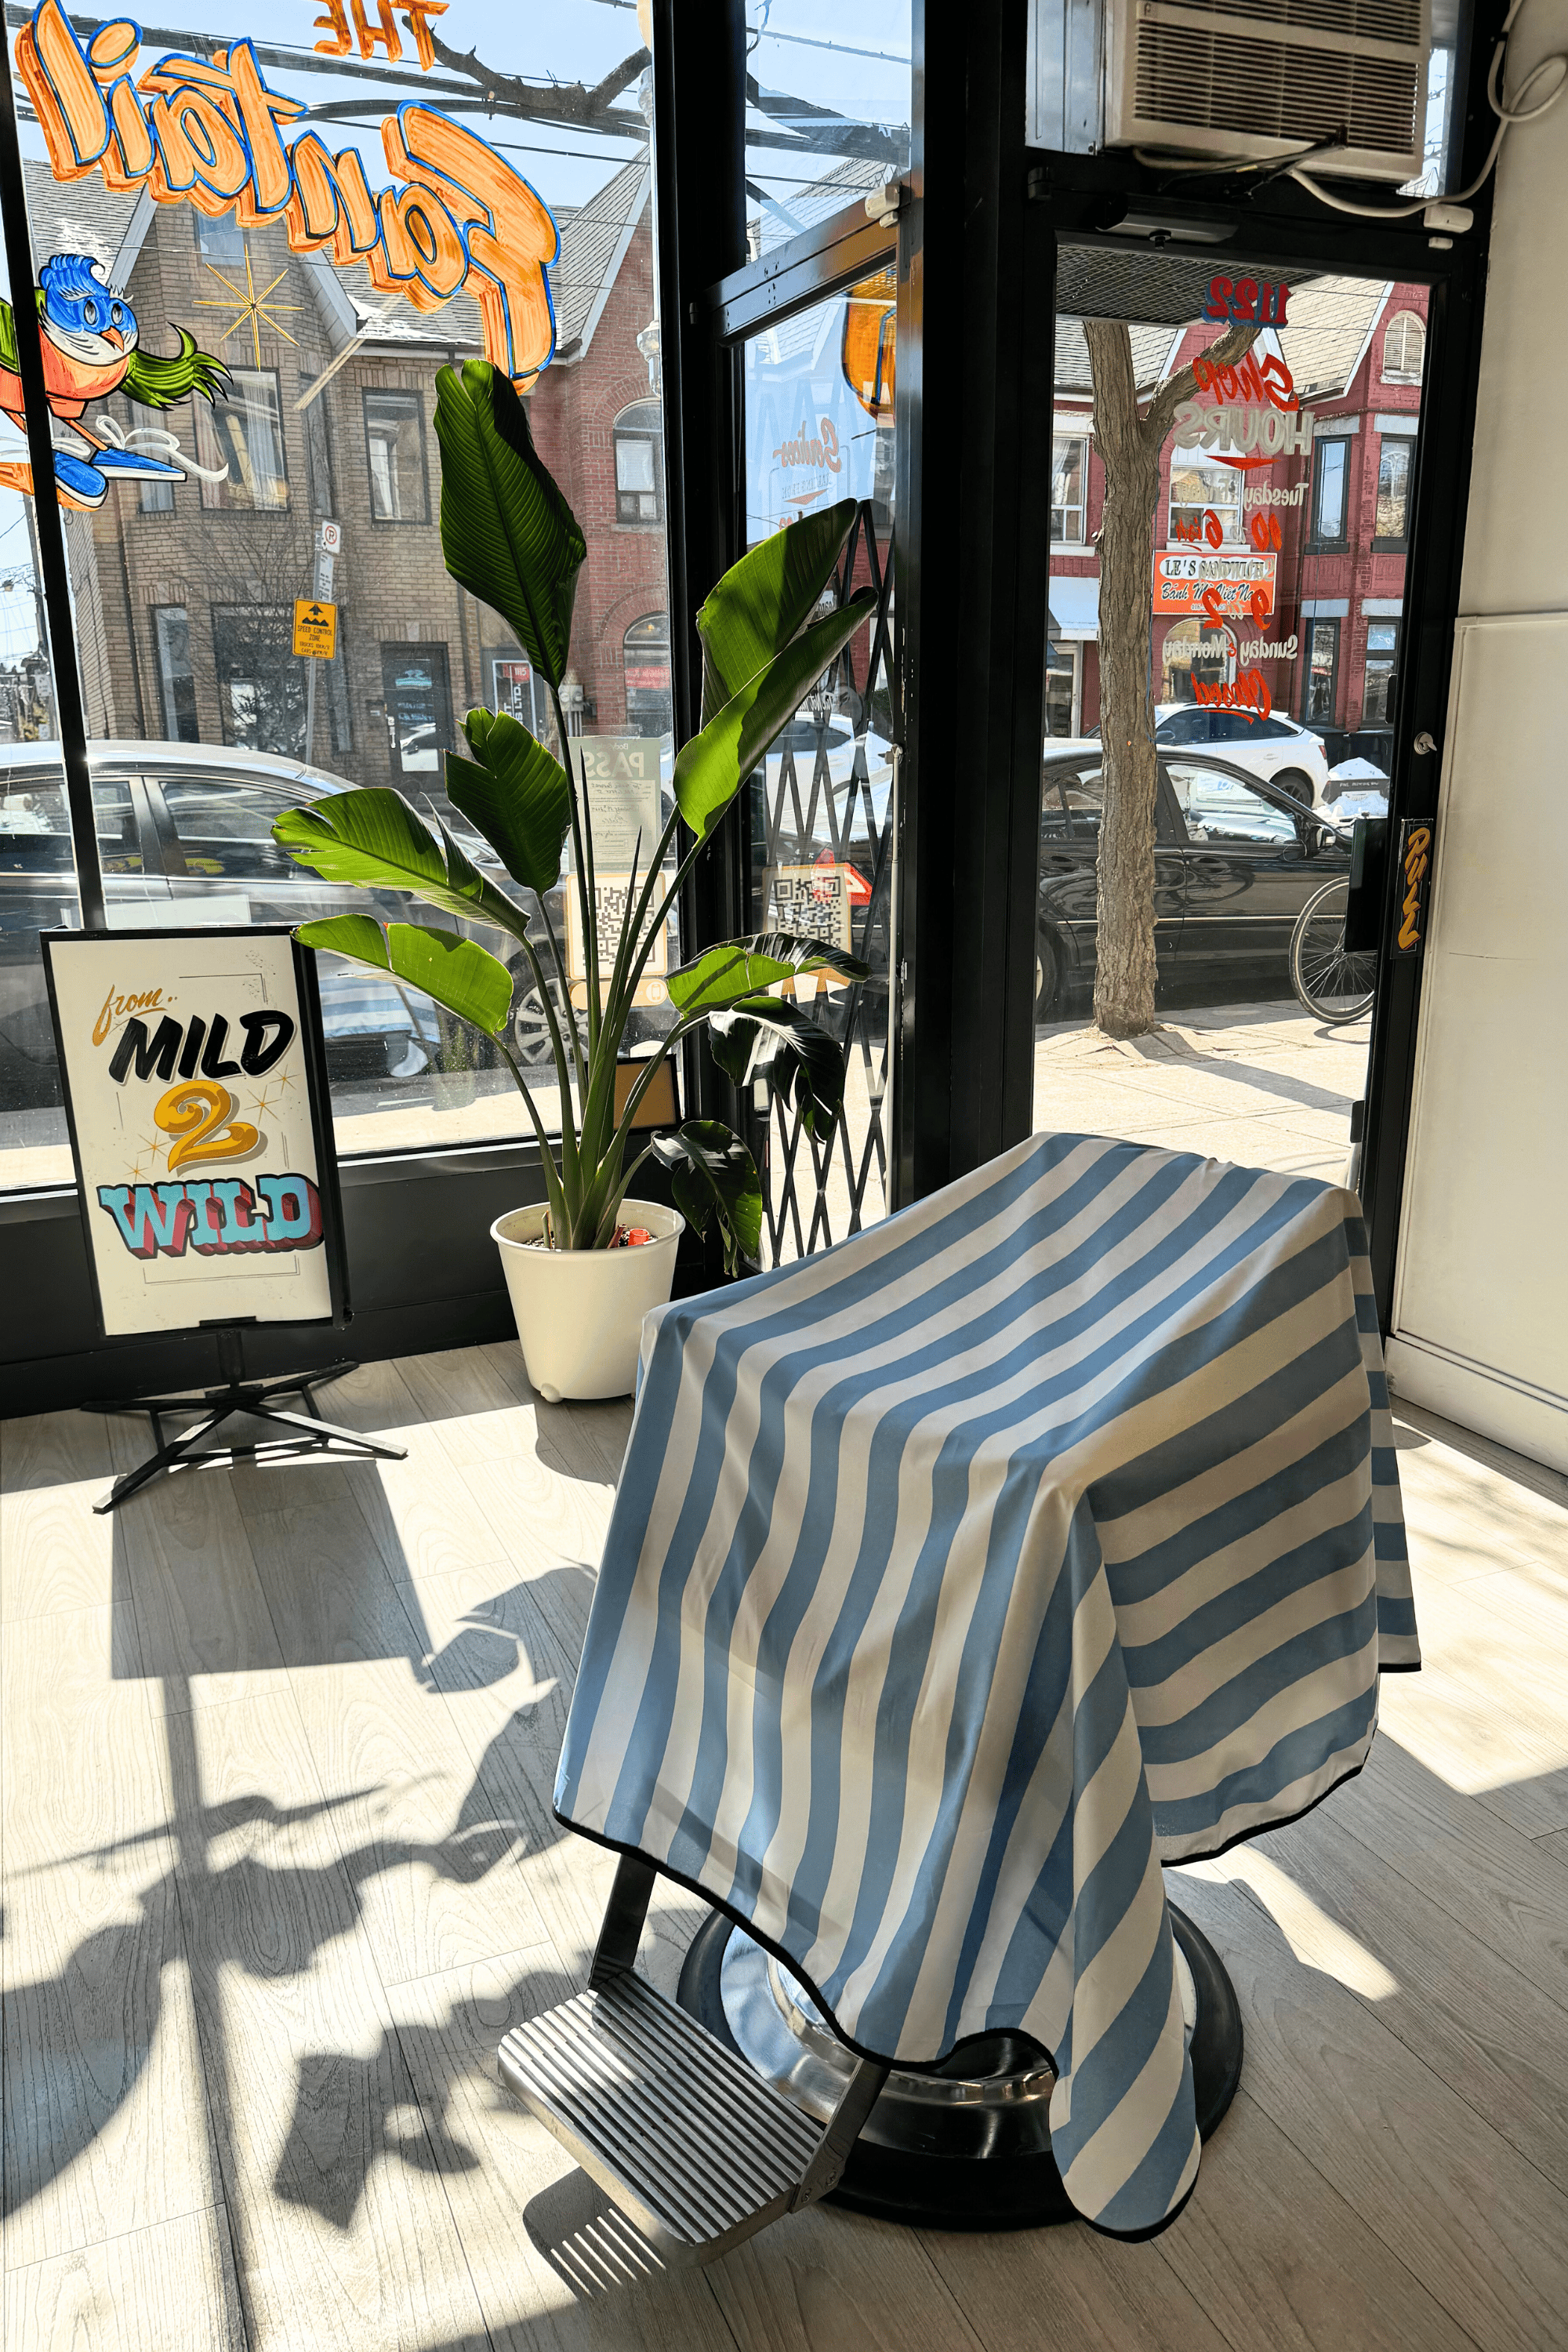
[1145,703,1330,806]
[1078,703,1330,807]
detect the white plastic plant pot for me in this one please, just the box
[490,1198,684,1403]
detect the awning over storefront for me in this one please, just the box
[1047,575,1100,640]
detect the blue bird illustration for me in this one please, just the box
[0,254,228,510]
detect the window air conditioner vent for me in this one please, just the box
[1105,0,1429,181]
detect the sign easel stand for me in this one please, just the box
[83,1326,408,1515]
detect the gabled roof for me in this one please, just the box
[1276,278,1390,404]
[1054,320,1181,397]
[22,162,145,281]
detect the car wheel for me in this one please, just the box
[509,963,589,1069]
[1035,931,1060,1020]
[1275,768,1314,806]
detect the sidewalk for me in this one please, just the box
[1033,999,1371,1183]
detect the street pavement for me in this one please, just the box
[1033,998,1370,1185]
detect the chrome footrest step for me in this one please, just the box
[499,1969,825,2264]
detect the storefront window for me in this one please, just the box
[3,0,672,1171]
[1037,260,1428,1167]
[742,274,898,1258]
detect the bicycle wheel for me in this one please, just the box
[1290,876,1377,1024]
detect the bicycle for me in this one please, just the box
[1290,873,1377,1024]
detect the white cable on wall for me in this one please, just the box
[1133,0,1567,223]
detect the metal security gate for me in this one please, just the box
[752,502,899,1264]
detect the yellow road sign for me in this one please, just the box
[292,599,337,659]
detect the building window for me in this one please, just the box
[1382,311,1426,384]
[196,369,289,511]
[363,389,429,523]
[212,604,303,753]
[192,211,245,267]
[381,643,452,773]
[1374,437,1414,547]
[1044,641,1079,735]
[1310,438,1349,547]
[614,401,663,525]
[1363,622,1399,725]
[623,614,672,735]
[1305,619,1340,724]
[153,605,198,741]
[1161,615,1234,703]
[299,378,336,518]
[1169,460,1242,546]
[1051,437,1086,543]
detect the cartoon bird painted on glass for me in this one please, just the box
[0,253,229,510]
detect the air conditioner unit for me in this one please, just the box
[1104,0,1430,182]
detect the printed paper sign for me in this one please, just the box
[565,872,669,999]
[767,862,855,955]
[43,929,337,1338]
[1153,551,1277,617]
[569,738,665,869]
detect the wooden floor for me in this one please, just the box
[2,1344,1566,2351]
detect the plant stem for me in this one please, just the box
[495,1036,568,1229]
[550,677,599,1066]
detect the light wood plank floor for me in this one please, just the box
[2,1345,1566,2352]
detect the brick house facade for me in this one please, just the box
[23,156,668,782]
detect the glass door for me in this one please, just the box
[1032,253,1429,1186]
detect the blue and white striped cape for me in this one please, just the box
[555,1133,1417,2237]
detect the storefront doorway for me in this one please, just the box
[1033,249,1432,1184]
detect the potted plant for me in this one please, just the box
[271,359,871,1399]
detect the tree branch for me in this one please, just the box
[1142,320,1262,451]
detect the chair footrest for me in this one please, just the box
[499,1969,825,2262]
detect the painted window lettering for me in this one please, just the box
[16,0,557,394]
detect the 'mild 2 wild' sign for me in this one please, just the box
[43,927,344,1338]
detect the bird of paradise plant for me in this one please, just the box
[270,358,873,1273]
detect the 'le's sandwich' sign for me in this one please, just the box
[43,927,344,1339]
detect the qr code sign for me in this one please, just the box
[565,871,668,979]
[769,865,852,953]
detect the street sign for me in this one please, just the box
[292,599,337,659]
[314,551,335,598]
[316,520,342,554]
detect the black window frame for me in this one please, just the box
[1303,617,1341,726]
[1309,434,1352,550]
[613,398,666,528]
[362,386,430,526]
[1372,433,1415,552]
[1363,619,1401,726]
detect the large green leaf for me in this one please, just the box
[698,499,861,725]
[708,995,848,1137]
[666,929,869,1015]
[296,916,514,1036]
[445,709,572,898]
[673,596,877,841]
[274,788,528,946]
[434,360,585,690]
[650,1120,762,1276]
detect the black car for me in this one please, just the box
[1035,746,1349,1015]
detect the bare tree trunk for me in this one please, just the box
[1083,317,1261,1040]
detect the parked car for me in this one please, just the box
[1034,745,1352,1016]
[0,739,677,1116]
[1082,703,1331,808]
